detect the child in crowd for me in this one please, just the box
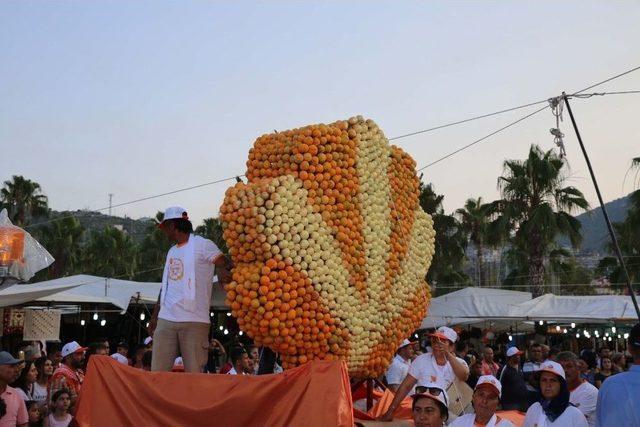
[43,389,73,427]
[26,400,42,427]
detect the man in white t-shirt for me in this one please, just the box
[385,339,415,392]
[227,347,252,375]
[449,375,515,427]
[379,326,469,421]
[149,206,232,373]
[557,351,598,427]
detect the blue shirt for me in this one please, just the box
[596,364,640,427]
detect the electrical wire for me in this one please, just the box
[572,65,640,95]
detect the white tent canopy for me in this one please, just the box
[510,293,640,323]
[0,280,84,308]
[421,287,532,330]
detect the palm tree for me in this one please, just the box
[195,217,228,254]
[419,183,469,294]
[493,145,589,297]
[83,226,137,279]
[0,176,49,226]
[456,197,493,287]
[38,217,85,279]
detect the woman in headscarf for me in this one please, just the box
[523,361,588,427]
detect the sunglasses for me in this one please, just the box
[415,386,448,406]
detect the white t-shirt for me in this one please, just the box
[158,235,222,324]
[523,402,588,427]
[570,380,598,427]
[408,352,468,390]
[449,413,515,427]
[385,355,411,386]
[32,382,48,404]
[111,353,129,365]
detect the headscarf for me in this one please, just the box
[539,375,571,422]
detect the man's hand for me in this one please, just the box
[147,318,157,337]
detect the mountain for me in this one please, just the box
[565,194,632,255]
[45,210,155,244]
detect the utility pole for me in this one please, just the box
[108,193,113,216]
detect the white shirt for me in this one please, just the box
[111,353,129,365]
[32,382,48,404]
[523,402,588,427]
[386,355,411,386]
[158,235,221,324]
[570,380,598,427]
[408,352,468,390]
[228,367,243,375]
[449,413,515,427]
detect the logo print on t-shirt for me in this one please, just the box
[168,257,184,281]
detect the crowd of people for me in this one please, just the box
[380,324,640,427]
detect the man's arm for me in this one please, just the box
[446,352,469,381]
[148,291,161,337]
[378,374,418,421]
[214,254,233,284]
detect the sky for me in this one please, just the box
[2,1,640,227]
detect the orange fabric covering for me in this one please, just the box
[75,356,354,427]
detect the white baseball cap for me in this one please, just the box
[61,341,87,358]
[111,353,129,365]
[411,381,449,412]
[506,347,524,358]
[476,375,502,398]
[538,360,566,380]
[143,336,153,346]
[398,339,413,349]
[159,206,189,226]
[430,326,458,343]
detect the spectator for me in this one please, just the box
[25,400,41,427]
[379,327,469,421]
[499,347,528,412]
[466,361,483,390]
[449,375,515,427]
[148,206,232,373]
[557,351,598,427]
[207,339,227,374]
[541,344,550,362]
[548,347,560,362]
[385,339,414,392]
[33,356,53,406]
[410,382,449,427]
[455,341,471,365]
[49,342,86,412]
[43,389,72,427]
[522,343,544,405]
[523,361,587,427]
[579,342,597,370]
[247,346,259,375]
[480,346,500,377]
[11,361,38,401]
[611,352,625,373]
[594,357,615,388]
[47,346,62,371]
[227,348,251,375]
[132,345,147,369]
[577,358,596,386]
[84,342,109,370]
[0,351,29,427]
[141,351,152,371]
[596,346,611,369]
[110,342,129,365]
[596,323,640,427]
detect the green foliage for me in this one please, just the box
[195,217,228,255]
[419,183,470,294]
[456,197,494,286]
[36,217,85,279]
[0,175,49,226]
[135,212,171,281]
[492,145,589,297]
[82,226,138,279]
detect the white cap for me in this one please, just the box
[61,341,87,358]
[143,337,153,346]
[411,381,449,410]
[161,206,189,223]
[398,339,413,349]
[506,347,524,358]
[430,326,458,343]
[111,353,129,365]
[539,360,566,380]
[476,375,502,398]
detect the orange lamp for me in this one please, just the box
[0,226,25,265]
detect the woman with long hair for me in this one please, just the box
[11,360,38,401]
[523,361,587,426]
[595,356,615,388]
[33,356,53,405]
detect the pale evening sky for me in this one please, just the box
[2,1,639,226]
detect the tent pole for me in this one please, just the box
[563,93,640,321]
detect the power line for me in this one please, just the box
[417,104,550,171]
[572,65,640,95]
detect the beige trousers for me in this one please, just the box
[151,319,209,373]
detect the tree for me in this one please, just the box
[83,226,137,279]
[0,175,49,226]
[135,212,171,282]
[548,249,595,295]
[419,183,469,294]
[37,217,85,279]
[456,197,493,287]
[195,217,228,255]
[493,145,589,297]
